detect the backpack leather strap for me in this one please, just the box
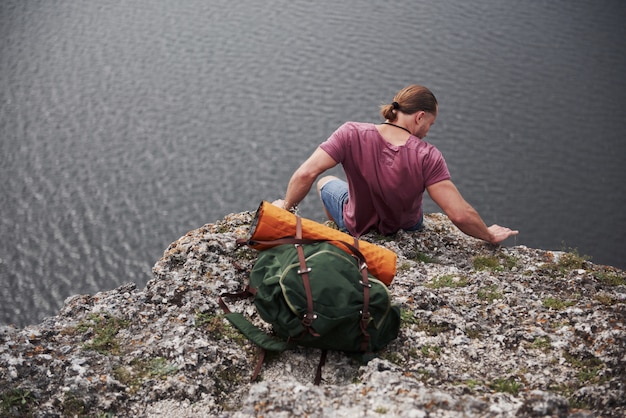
[295,216,319,335]
[353,238,371,352]
[314,349,328,385]
[251,347,266,382]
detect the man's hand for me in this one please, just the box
[487,224,519,244]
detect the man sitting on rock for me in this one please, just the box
[273,84,518,244]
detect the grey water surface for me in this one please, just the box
[1,0,625,326]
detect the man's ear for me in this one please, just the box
[415,110,426,124]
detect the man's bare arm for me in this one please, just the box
[427,180,519,244]
[273,147,338,211]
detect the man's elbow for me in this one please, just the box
[293,166,321,184]
[447,212,468,227]
[295,162,323,182]
[445,206,475,227]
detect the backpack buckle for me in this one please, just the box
[298,267,312,274]
[302,313,318,327]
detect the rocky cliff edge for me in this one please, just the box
[1,210,625,417]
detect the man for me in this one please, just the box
[273,84,518,245]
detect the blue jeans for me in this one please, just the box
[319,179,349,232]
[320,178,424,234]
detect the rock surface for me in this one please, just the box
[1,210,625,417]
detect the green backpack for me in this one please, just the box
[220,233,401,384]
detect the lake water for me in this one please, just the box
[1,0,625,327]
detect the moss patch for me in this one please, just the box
[77,312,130,355]
[427,274,468,289]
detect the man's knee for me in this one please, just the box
[316,175,339,196]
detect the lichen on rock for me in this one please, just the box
[1,210,624,417]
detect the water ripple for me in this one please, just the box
[1,0,624,326]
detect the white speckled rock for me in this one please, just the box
[1,210,624,417]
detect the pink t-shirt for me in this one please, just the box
[320,122,451,236]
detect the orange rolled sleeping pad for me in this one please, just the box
[246,201,397,286]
